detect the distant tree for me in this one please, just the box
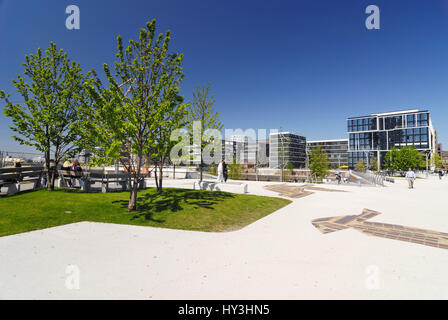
[228,158,242,180]
[356,160,366,172]
[0,42,90,190]
[208,162,218,175]
[431,153,443,169]
[283,161,294,182]
[309,146,330,179]
[384,146,423,173]
[383,147,399,171]
[187,84,223,182]
[370,156,379,172]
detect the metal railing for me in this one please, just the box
[352,170,386,186]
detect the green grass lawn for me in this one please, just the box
[0,188,291,237]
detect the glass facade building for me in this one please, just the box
[306,139,348,168]
[347,109,437,169]
[269,132,307,169]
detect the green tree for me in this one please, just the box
[356,160,366,172]
[370,156,379,172]
[383,147,399,170]
[282,161,294,182]
[207,162,218,175]
[309,146,330,179]
[228,159,243,180]
[0,43,89,190]
[384,146,423,172]
[82,20,186,211]
[431,153,443,169]
[187,84,223,182]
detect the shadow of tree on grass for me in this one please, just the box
[112,189,235,223]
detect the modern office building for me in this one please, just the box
[269,132,307,169]
[247,139,269,167]
[347,109,437,169]
[306,139,348,168]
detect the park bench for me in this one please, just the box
[57,168,150,193]
[57,169,74,188]
[0,166,43,195]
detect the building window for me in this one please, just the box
[417,113,428,126]
[385,115,403,130]
[407,114,415,127]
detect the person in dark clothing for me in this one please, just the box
[439,170,444,180]
[71,160,83,188]
[223,160,228,182]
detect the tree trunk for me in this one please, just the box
[157,164,163,193]
[128,176,138,212]
[45,150,51,191]
[154,165,159,190]
[200,153,203,182]
[49,168,56,191]
[128,154,142,212]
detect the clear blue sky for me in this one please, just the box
[1,0,448,153]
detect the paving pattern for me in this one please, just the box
[264,184,346,198]
[312,208,448,250]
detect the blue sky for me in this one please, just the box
[1,0,448,153]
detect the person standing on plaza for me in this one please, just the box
[223,160,228,182]
[216,160,224,183]
[438,169,443,180]
[405,168,416,189]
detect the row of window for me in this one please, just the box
[349,128,430,151]
[348,113,429,132]
[348,152,376,168]
[347,117,377,132]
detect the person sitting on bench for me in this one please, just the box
[70,161,83,188]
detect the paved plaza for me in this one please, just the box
[1,176,448,299]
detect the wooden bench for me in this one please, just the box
[57,169,148,193]
[88,171,130,193]
[0,166,43,195]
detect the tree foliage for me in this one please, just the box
[370,156,379,172]
[82,19,187,211]
[309,146,330,179]
[186,84,223,181]
[228,159,242,180]
[383,146,423,172]
[431,152,443,169]
[0,42,89,190]
[356,160,366,172]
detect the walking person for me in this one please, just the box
[439,169,443,180]
[335,170,341,184]
[223,160,228,182]
[405,168,416,189]
[216,160,224,183]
